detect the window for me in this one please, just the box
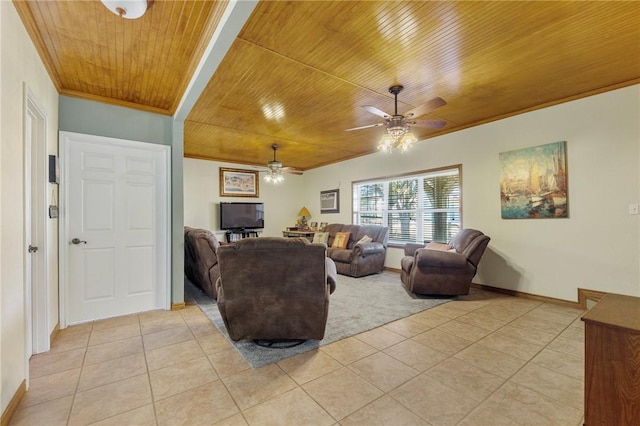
[353,165,461,244]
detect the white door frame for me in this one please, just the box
[23,83,50,362]
[58,131,171,328]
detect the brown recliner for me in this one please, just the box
[400,229,490,296]
[215,237,337,342]
[184,227,221,299]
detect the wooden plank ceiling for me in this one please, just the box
[15,1,640,171]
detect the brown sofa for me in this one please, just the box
[323,224,388,277]
[400,228,490,296]
[184,227,221,299]
[215,237,337,342]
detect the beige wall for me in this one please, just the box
[184,85,640,303]
[1,1,59,413]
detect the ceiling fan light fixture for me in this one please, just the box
[264,169,284,184]
[398,129,417,152]
[377,132,395,153]
[100,0,148,19]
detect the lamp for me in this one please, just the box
[297,207,311,229]
[377,124,417,153]
[100,0,148,19]
[263,169,284,184]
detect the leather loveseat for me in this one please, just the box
[215,237,337,342]
[184,227,222,299]
[322,223,388,277]
[400,228,490,296]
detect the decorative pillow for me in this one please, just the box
[357,235,373,244]
[312,232,329,244]
[425,242,452,251]
[331,232,351,249]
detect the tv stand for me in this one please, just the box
[225,229,261,243]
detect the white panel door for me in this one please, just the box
[63,132,169,324]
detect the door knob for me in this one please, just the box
[71,238,87,245]
[28,245,38,253]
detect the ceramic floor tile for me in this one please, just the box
[221,364,298,410]
[405,309,452,328]
[242,387,334,426]
[454,342,527,379]
[68,374,152,425]
[347,351,420,392]
[558,323,585,342]
[142,324,195,351]
[424,357,505,402]
[510,314,569,335]
[446,298,493,311]
[84,336,143,365]
[458,404,519,426]
[383,339,449,372]
[78,352,147,392]
[56,322,93,337]
[354,326,406,350]
[29,348,85,378]
[437,318,494,342]
[340,395,429,426]
[197,330,232,356]
[510,363,584,410]
[20,368,80,408]
[454,310,511,332]
[531,347,584,381]
[154,381,239,426]
[88,323,141,346]
[213,413,249,426]
[383,317,431,338]
[207,347,251,378]
[302,367,383,420]
[546,335,585,359]
[390,374,480,425]
[479,331,545,361]
[526,303,584,325]
[139,310,187,335]
[90,404,156,426]
[10,395,73,426]
[277,349,342,385]
[149,356,218,401]
[49,331,90,353]
[92,313,139,331]
[188,321,220,339]
[413,327,474,355]
[145,339,205,371]
[320,336,377,365]
[427,303,470,319]
[496,323,560,346]
[482,381,583,425]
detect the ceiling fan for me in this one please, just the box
[254,144,302,183]
[346,85,447,152]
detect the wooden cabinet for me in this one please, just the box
[581,293,640,425]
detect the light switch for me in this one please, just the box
[629,203,639,215]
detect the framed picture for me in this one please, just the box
[499,141,568,219]
[320,189,339,213]
[310,222,318,230]
[319,222,328,231]
[219,168,259,197]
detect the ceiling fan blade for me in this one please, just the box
[345,122,384,132]
[404,97,447,119]
[282,167,303,175]
[362,105,391,119]
[410,118,447,129]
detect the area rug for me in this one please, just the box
[184,271,452,368]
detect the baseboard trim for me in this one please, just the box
[384,266,401,273]
[470,282,583,309]
[50,322,60,344]
[171,302,186,310]
[577,288,607,309]
[1,380,26,426]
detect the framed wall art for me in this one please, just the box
[499,141,568,219]
[320,189,339,214]
[219,168,259,197]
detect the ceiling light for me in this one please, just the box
[264,169,284,184]
[377,126,417,153]
[100,0,148,19]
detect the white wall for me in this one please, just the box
[185,86,640,303]
[184,159,305,240]
[1,1,59,414]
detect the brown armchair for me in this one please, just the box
[215,237,337,342]
[184,227,221,299]
[400,229,490,296]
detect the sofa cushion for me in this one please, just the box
[357,235,373,244]
[312,232,329,244]
[425,242,452,251]
[332,232,350,249]
[329,248,353,263]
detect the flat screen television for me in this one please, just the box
[219,202,265,230]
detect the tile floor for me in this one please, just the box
[11,287,586,425]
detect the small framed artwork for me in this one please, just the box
[310,222,318,230]
[219,168,259,197]
[320,222,328,231]
[320,189,339,214]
